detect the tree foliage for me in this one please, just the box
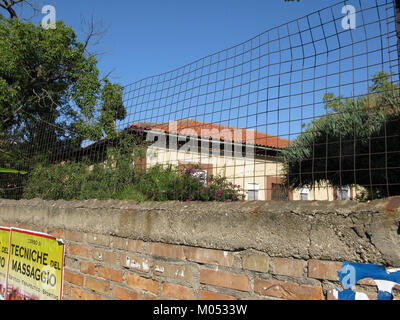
[24,162,245,202]
[0,11,127,198]
[281,72,400,199]
[0,16,126,143]
[0,4,126,198]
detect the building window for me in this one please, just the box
[247,183,260,201]
[299,187,310,201]
[271,183,288,201]
[337,186,350,200]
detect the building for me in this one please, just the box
[125,118,358,201]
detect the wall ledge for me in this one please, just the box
[0,198,399,267]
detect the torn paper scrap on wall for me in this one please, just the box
[334,262,400,300]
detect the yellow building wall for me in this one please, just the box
[145,145,359,201]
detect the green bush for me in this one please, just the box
[134,165,244,202]
[23,157,135,200]
[23,133,142,200]
[23,161,244,202]
[22,128,243,202]
[205,174,244,202]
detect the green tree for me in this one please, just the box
[0,4,126,198]
[0,16,126,146]
[281,72,400,199]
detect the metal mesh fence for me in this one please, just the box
[1,0,399,201]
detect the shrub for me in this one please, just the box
[23,135,244,202]
[134,165,244,202]
[205,175,244,202]
[23,158,135,200]
[23,133,142,200]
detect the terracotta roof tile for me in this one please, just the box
[132,118,290,149]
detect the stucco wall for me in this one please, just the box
[146,146,359,201]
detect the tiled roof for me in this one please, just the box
[132,118,290,149]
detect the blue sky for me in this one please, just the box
[51,0,351,85]
[26,0,399,139]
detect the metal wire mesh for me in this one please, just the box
[1,0,399,201]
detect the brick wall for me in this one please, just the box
[0,198,399,300]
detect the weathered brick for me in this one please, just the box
[126,273,159,295]
[242,254,270,273]
[326,288,337,301]
[185,247,233,267]
[87,233,111,247]
[85,277,110,294]
[200,269,250,292]
[358,278,378,286]
[198,290,236,300]
[71,287,103,300]
[68,244,89,258]
[122,254,150,272]
[64,256,80,270]
[47,228,65,240]
[272,258,306,278]
[63,283,70,297]
[92,248,119,264]
[153,261,194,282]
[254,278,324,300]
[112,237,143,252]
[97,266,124,282]
[112,286,142,300]
[64,270,84,286]
[80,261,96,275]
[162,283,195,300]
[308,260,342,281]
[147,243,185,260]
[65,230,86,243]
